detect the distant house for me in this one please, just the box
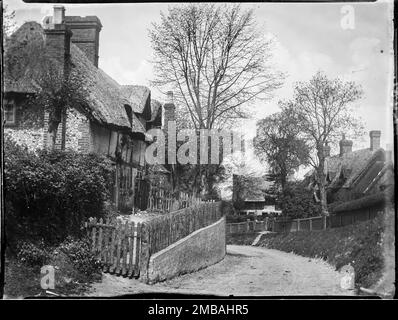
[3,6,164,213]
[232,174,281,216]
[305,131,394,222]
[238,199,282,216]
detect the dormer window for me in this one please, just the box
[4,103,16,126]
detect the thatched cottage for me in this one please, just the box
[3,6,164,212]
[306,132,394,222]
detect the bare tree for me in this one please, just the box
[282,71,363,216]
[254,107,310,193]
[149,3,283,130]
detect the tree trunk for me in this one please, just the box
[317,151,329,216]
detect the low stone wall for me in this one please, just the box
[144,216,226,284]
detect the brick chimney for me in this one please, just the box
[369,130,381,151]
[163,91,176,126]
[339,134,353,156]
[323,142,331,158]
[163,91,176,165]
[43,6,72,67]
[65,15,102,67]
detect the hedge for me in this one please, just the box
[4,135,114,247]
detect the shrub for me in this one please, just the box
[4,134,114,246]
[57,236,101,278]
[220,200,236,216]
[16,241,51,266]
[276,181,321,218]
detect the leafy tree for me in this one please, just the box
[149,3,283,130]
[282,71,363,216]
[254,108,310,193]
[276,181,321,219]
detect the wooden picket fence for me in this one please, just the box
[271,215,328,232]
[85,217,143,278]
[147,188,203,213]
[226,219,269,234]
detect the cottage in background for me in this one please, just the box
[3,6,165,213]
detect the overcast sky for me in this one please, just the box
[6,0,394,153]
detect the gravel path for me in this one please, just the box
[86,245,354,297]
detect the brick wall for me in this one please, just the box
[143,216,226,284]
[66,20,101,67]
[64,108,92,152]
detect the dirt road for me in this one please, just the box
[86,245,353,297]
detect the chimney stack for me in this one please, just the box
[369,130,381,151]
[167,91,174,104]
[339,134,353,156]
[64,15,102,67]
[53,5,65,25]
[43,6,72,67]
[163,91,176,125]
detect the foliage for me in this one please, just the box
[281,71,363,215]
[220,200,237,216]
[257,213,385,288]
[254,108,310,191]
[5,237,102,297]
[16,241,51,266]
[276,181,321,219]
[34,61,88,149]
[149,3,283,130]
[4,134,114,246]
[57,236,102,278]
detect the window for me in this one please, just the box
[4,104,16,125]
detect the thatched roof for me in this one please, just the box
[4,22,46,94]
[4,21,152,135]
[121,85,151,117]
[149,99,162,123]
[331,184,394,214]
[326,148,374,189]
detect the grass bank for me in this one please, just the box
[256,210,393,290]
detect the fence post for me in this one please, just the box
[309,218,312,231]
[139,223,150,283]
[297,219,300,231]
[246,219,250,233]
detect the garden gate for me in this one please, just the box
[85,218,142,278]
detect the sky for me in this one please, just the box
[5,0,394,158]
